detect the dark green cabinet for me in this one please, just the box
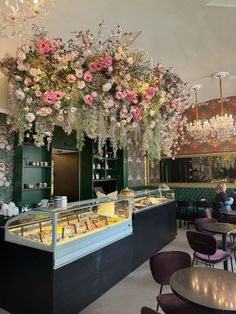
[13,144,52,208]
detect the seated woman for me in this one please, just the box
[215,183,233,214]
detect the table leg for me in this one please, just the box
[222,234,228,270]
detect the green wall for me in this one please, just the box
[0,113,14,202]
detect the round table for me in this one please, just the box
[202,223,236,270]
[224,211,236,216]
[170,267,236,313]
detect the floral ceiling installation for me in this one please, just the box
[0,23,190,162]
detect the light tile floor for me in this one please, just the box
[0,226,231,314]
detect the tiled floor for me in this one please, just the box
[0,226,230,314]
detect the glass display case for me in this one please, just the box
[133,188,174,212]
[4,198,132,269]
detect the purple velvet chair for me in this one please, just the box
[194,218,233,250]
[141,306,161,314]
[149,251,212,314]
[186,230,233,271]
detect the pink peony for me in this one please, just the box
[84,94,93,105]
[83,71,93,82]
[130,106,142,121]
[36,39,52,54]
[66,74,76,83]
[127,91,138,103]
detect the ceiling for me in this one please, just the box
[1,0,236,103]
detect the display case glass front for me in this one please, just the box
[5,198,132,268]
[133,188,174,212]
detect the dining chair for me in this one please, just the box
[193,200,208,218]
[141,306,161,314]
[204,208,213,218]
[226,216,236,264]
[186,230,233,271]
[176,200,196,229]
[149,250,211,314]
[194,218,233,250]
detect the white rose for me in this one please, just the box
[15,89,25,100]
[127,57,133,65]
[29,68,38,76]
[78,81,85,89]
[26,113,35,123]
[102,82,112,92]
[70,107,77,113]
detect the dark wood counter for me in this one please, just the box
[0,200,176,314]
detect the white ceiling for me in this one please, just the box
[1,0,236,103]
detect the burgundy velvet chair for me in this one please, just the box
[141,306,161,314]
[149,251,212,314]
[186,230,233,271]
[204,208,213,218]
[194,218,233,250]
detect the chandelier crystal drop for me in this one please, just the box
[210,72,236,142]
[0,0,53,38]
[186,84,211,143]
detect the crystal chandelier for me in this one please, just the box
[0,0,53,38]
[186,84,211,143]
[210,72,236,142]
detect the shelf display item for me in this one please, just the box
[4,198,132,269]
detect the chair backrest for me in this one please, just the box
[205,208,213,218]
[177,200,189,210]
[193,200,208,209]
[194,218,217,234]
[227,216,236,224]
[186,231,216,255]
[149,251,191,286]
[141,306,161,314]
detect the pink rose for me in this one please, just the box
[17,60,26,71]
[78,81,86,89]
[147,87,156,98]
[95,62,102,72]
[42,91,57,105]
[127,91,138,103]
[66,74,76,83]
[88,62,97,73]
[101,57,112,69]
[130,106,142,121]
[54,91,64,100]
[24,78,33,87]
[36,39,52,54]
[156,63,165,74]
[91,91,97,98]
[116,121,121,128]
[83,71,93,82]
[84,94,93,105]
[115,91,123,100]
